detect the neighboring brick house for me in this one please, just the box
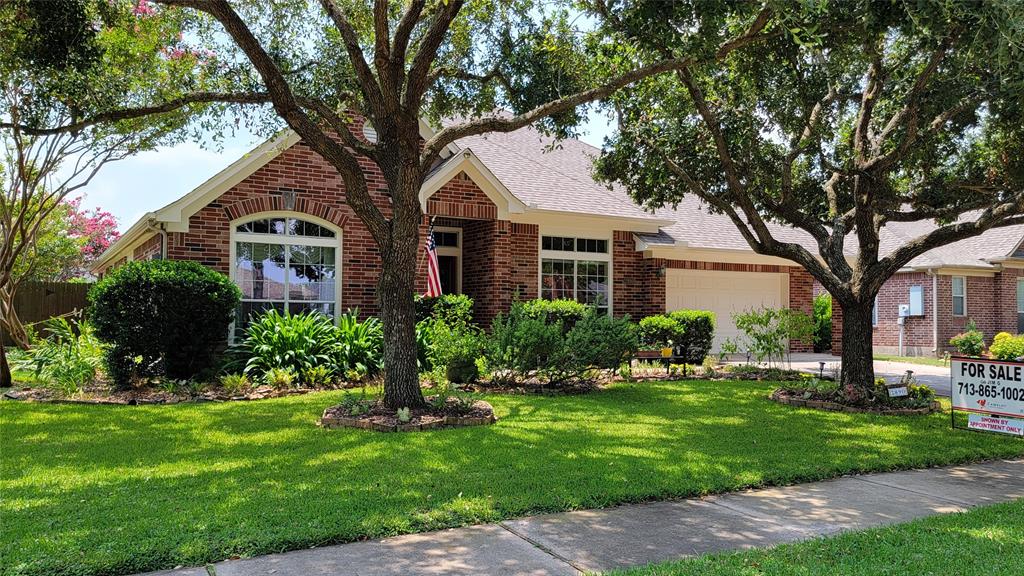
[826,224,1024,357]
[88,117,831,353]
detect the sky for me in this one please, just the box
[79,111,617,233]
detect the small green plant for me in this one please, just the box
[239,310,338,379]
[338,389,375,416]
[265,366,296,389]
[219,373,250,395]
[732,307,815,368]
[396,407,411,423]
[300,365,333,388]
[949,320,985,357]
[617,363,633,381]
[156,379,179,394]
[17,317,105,396]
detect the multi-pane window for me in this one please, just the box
[1017,279,1023,333]
[540,235,610,314]
[233,216,338,334]
[951,276,967,316]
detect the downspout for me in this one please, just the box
[146,218,168,259]
[928,269,938,357]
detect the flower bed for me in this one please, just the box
[320,396,496,432]
[2,382,337,405]
[770,388,942,415]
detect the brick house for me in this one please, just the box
[91,117,1021,355]
[828,224,1024,357]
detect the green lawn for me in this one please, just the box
[611,498,1024,576]
[874,353,949,367]
[2,380,1022,576]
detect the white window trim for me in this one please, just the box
[537,233,613,314]
[432,226,461,294]
[872,296,878,327]
[1017,278,1024,313]
[229,211,343,338]
[951,275,967,317]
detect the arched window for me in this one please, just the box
[231,214,340,331]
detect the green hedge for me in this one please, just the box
[516,298,590,331]
[638,310,715,364]
[486,300,637,386]
[89,260,240,387]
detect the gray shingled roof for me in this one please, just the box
[455,122,1022,268]
[455,126,660,221]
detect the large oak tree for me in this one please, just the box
[593,0,1024,399]
[5,0,779,408]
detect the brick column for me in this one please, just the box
[788,267,815,352]
[831,299,843,356]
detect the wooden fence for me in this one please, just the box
[2,281,91,345]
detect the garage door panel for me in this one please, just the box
[665,269,786,352]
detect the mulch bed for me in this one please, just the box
[2,383,325,405]
[770,388,943,415]
[320,396,496,432]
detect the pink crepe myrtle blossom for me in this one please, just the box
[66,198,120,262]
[133,1,156,17]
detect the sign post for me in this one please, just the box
[950,357,1024,436]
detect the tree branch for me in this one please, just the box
[159,0,390,244]
[0,92,271,136]
[875,194,1024,280]
[421,5,777,168]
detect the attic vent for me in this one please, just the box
[362,121,378,144]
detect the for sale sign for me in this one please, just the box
[951,358,1024,419]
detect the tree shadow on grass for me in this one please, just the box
[1,381,1021,576]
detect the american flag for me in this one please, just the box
[424,223,443,297]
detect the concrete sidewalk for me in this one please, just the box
[146,458,1024,576]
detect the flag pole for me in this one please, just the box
[416,216,436,280]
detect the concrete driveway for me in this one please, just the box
[731,353,953,396]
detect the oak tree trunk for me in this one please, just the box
[838,297,876,401]
[378,236,426,410]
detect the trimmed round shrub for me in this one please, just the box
[668,310,716,364]
[638,314,684,348]
[89,260,240,387]
[990,333,1024,361]
[517,298,590,331]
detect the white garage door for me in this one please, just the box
[665,269,787,352]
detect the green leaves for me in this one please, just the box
[237,309,383,384]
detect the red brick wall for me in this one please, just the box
[132,235,162,261]
[426,172,497,220]
[996,269,1023,334]
[831,269,1023,357]
[164,127,497,319]
[788,267,815,352]
[509,223,539,302]
[461,219,512,325]
[872,272,934,351]
[613,230,663,319]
